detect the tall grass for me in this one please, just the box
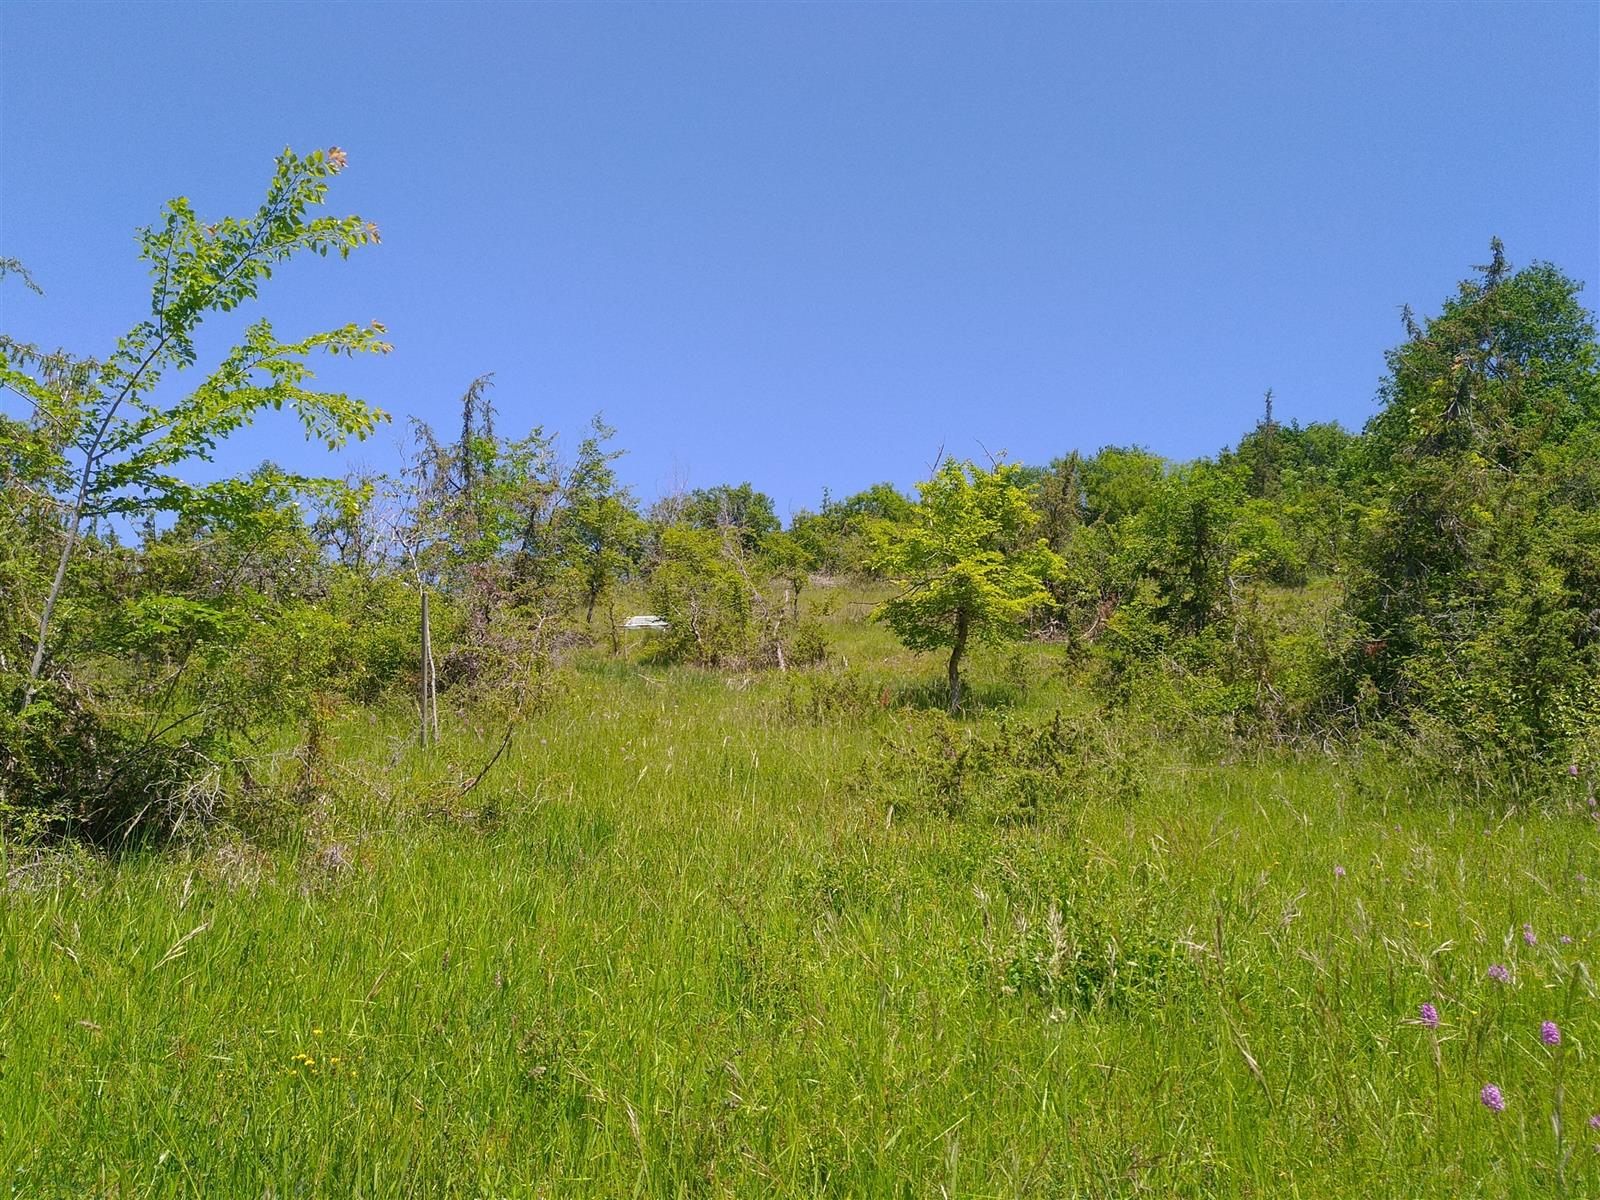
[2,593,1595,1197]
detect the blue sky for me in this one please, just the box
[3,2,1596,518]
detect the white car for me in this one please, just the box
[621,615,669,631]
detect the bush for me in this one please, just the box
[786,622,828,667]
[857,710,1149,825]
[0,677,212,844]
[646,526,803,670]
[770,668,879,726]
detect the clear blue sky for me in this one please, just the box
[3,2,1596,517]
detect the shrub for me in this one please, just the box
[857,710,1148,825]
[786,622,828,668]
[647,527,758,666]
[770,668,879,726]
[0,675,211,844]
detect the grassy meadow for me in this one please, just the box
[2,585,1596,1198]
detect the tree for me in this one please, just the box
[872,459,1061,713]
[681,482,779,553]
[1252,388,1279,500]
[791,481,913,575]
[759,530,815,621]
[1079,446,1166,526]
[1,147,388,714]
[1030,451,1086,553]
[1346,242,1600,769]
[560,417,645,630]
[403,376,561,589]
[1138,462,1243,635]
[648,526,757,666]
[0,148,389,835]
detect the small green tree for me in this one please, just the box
[872,459,1061,713]
[2,147,388,713]
[1030,451,1086,554]
[759,530,815,621]
[403,376,559,592]
[648,526,757,666]
[1080,445,1166,525]
[0,147,389,836]
[559,417,646,628]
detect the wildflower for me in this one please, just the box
[1540,1021,1561,1047]
[1419,1002,1440,1029]
[1571,764,1582,777]
[1488,964,1511,983]
[1588,1114,1600,1130]
[1334,865,1346,879]
[1561,935,1574,945]
[1480,1084,1505,1113]
[1523,923,1537,946]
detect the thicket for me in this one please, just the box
[2,154,1595,841]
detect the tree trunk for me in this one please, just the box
[947,608,970,715]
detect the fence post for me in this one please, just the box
[420,587,433,747]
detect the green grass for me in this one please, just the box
[2,589,1597,1197]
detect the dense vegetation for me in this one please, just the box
[2,152,1597,1196]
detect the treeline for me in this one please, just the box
[2,151,1596,840]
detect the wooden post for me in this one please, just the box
[429,620,440,744]
[420,587,433,747]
